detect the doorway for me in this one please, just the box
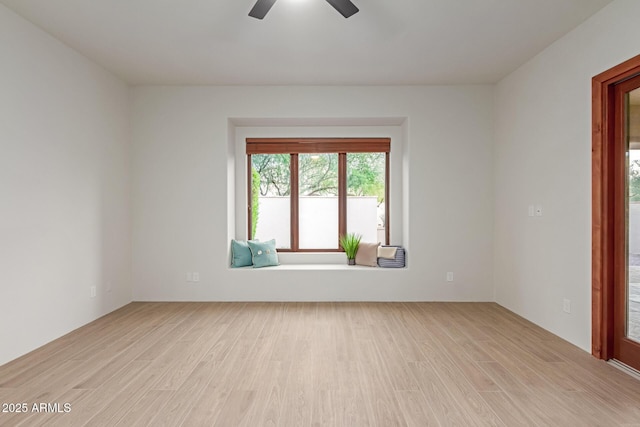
[593,54,640,371]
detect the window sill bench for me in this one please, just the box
[230,264,404,270]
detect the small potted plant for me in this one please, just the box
[339,232,362,265]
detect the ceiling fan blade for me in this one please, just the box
[249,0,277,19]
[325,0,359,18]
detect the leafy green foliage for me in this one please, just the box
[630,160,640,202]
[251,152,384,200]
[299,154,338,196]
[252,154,291,196]
[347,153,385,203]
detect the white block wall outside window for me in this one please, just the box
[254,196,378,248]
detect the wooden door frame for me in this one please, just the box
[592,54,640,360]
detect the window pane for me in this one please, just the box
[347,153,386,243]
[299,153,339,249]
[251,154,290,249]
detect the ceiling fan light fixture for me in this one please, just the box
[248,0,277,19]
[248,0,359,19]
[325,0,359,18]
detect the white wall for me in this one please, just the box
[0,5,131,366]
[494,0,640,352]
[132,85,494,302]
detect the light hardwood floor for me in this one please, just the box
[1,302,639,426]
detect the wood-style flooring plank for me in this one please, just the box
[1,302,639,427]
[394,390,439,427]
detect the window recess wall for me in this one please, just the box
[231,121,407,265]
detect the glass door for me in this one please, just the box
[628,87,640,345]
[614,77,640,371]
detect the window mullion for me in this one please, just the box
[290,153,299,251]
[338,153,347,246]
[385,152,390,245]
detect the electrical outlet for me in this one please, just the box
[535,205,543,216]
[90,286,96,298]
[192,272,200,282]
[563,299,571,314]
[446,272,454,282]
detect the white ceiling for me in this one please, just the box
[0,0,613,86]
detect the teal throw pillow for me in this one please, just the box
[247,239,279,268]
[231,239,257,267]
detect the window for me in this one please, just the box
[247,138,390,252]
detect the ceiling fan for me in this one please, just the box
[249,0,359,19]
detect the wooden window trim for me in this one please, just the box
[246,138,390,154]
[290,153,299,251]
[592,54,640,360]
[247,138,390,252]
[385,152,390,245]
